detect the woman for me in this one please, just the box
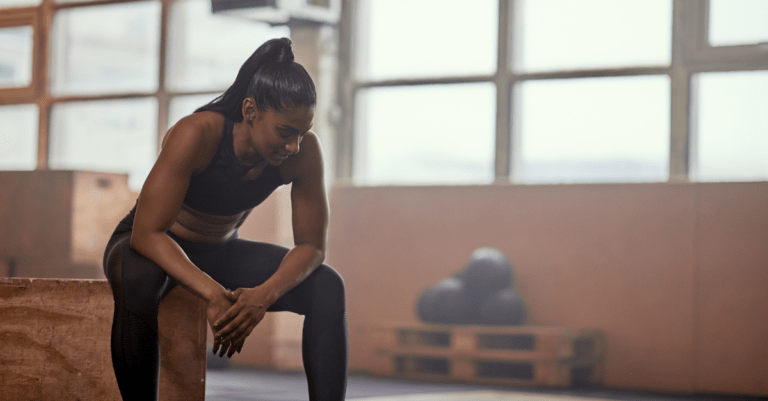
[103,37,347,400]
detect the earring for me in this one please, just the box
[247,119,253,126]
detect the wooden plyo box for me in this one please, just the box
[0,170,134,279]
[0,278,207,401]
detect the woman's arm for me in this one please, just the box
[214,132,329,353]
[130,112,237,354]
[260,131,329,301]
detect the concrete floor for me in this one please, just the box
[204,368,762,401]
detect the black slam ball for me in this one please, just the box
[479,288,525,325]
[416,277,471,324]
[461,248,514,298]
[416,285,440,323]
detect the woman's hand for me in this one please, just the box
[213,286,274,357]
[207,289,238,357]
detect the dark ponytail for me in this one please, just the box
[195,37,316,121]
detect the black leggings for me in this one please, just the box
[103,217,347,401]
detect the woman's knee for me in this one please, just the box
[107,236,172,316]
[310,264,346,311]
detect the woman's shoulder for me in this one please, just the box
[163,111,226,148]
[160,111,227,173]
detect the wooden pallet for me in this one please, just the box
[369,322,605,388]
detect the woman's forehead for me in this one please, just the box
[273,106,314,129]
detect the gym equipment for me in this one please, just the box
[460,247,514,298]
[480,288,525,326]
[417,248,524,326]
[416,277,471,324]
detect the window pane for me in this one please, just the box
[49,98,158,190]
[167,0,289,92]
[356,0,498,80]
[515,0,672,72]
[354,83,496,185]
[517,76,670,183]
[0,104,37,170]
[695,71,768,182]
[0,26,33,89]
[709,0,768,47]
[0,0,40,7]
[168,93,219,128]
[50,1,161,95]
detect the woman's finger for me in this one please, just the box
[218,340,231,358]
[228,320,258,353]
[214,303,242,329]
[217,311,249,341]
[222,316,249,343]
[228,325,254,358]
[228,339,244,358]
[231,339,245,356]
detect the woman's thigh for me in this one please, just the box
[104,232,176,316]
[194,239,289,293]
[195,238,344,316]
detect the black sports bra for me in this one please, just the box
[182,117,285,216]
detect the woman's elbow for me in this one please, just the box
[129,230,153,254]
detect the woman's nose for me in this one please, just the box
[286,137,300,155]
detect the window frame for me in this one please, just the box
[0,0,230,172]
[337,0,768,185]
[0,7,39,101]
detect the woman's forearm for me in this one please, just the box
[260,243,325,305]
[130,231,227,304]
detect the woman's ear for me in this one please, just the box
[242,97,256,126]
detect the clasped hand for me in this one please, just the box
[208,286,271,358]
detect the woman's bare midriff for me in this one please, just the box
[169,203,251,243]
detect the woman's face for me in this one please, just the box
[252,105,314,166]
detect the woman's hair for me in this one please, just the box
[195,37,316,121]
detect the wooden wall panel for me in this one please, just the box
[695,183,768,396]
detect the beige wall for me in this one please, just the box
[326,182,768,396]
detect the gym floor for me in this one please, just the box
[204,367,762,401]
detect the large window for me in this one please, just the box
[517,76,670,184]
[0,103,38,169]
[355,83,496,185]
[341,0,768,185]
[3,0,767,188]
[0,0,287,190]
[694,71,768,181]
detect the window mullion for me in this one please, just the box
[37,0,53,170]
[668,0,701,180]
[156,0,169,152]
[494,0,512,183]
[335,0,356,184]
